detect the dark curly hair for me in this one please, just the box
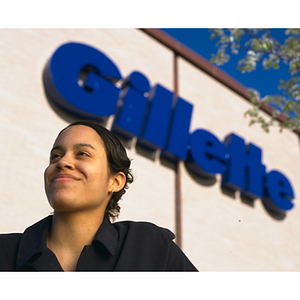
[58,120,134,220]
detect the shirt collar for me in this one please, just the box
[93,217,118,256]
[16,215,118,269]
[16,215,52,270]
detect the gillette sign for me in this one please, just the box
[43,42,295,214]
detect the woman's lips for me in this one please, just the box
[52,174,79,183]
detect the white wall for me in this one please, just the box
[0,28,175,233]
[178,57,300,271]
[0,28,299,271]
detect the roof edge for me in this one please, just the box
[140,28,300,136]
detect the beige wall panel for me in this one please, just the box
[178,58,300,270]
[118,145,176,230]
[0,29,175,233]
[2,28,298,271]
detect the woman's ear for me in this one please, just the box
[110,172,126,193]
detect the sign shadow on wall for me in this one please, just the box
[44,90,287,222]
[185,161,286,220]
[42,41,293,222]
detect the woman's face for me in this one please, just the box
[44,125,115,214]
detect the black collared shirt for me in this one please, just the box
[0,216,197,271]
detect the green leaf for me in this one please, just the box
[209,28,300,133]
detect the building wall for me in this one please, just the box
[0,28,299,271]
[178,57,300,271]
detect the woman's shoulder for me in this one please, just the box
[0,233,22,243]
[0,233,23,254]
[0,216,51,256]
[112,219,175,241]
[0,233,22,270]
[111,219,198,271]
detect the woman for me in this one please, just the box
[0,120,197,271]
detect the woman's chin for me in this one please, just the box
[48,196,79,212]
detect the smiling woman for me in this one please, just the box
[44,123,126,218]
[0,120,197,271]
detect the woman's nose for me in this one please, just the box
[55,154,75,170]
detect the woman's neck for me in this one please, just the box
[47,210,105,271]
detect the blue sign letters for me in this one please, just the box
[43,42,122,120]
[222,133,266,200]
[43,42,295,214]
[186,129,228,177]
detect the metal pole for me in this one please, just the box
[173,52,182,248]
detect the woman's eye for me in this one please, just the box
[78,152,89,157]
[50,154,61,163]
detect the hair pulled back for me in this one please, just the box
[58,120,134,220]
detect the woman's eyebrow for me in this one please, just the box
[50,143,95,154]
[50,145,63,154]
[73,143,96,150]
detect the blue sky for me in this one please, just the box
[161,29,290,99]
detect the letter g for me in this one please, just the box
[43,42,122,120]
